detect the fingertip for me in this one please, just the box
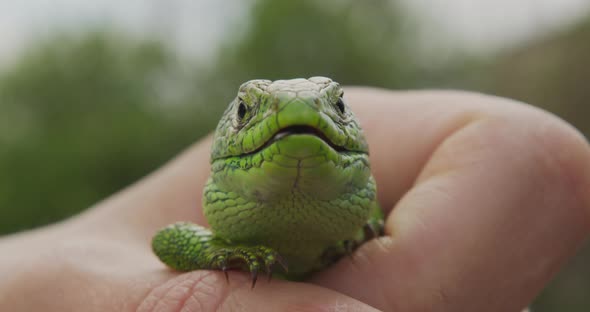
[137,270,378,312]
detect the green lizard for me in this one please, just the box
[152,77,383,285]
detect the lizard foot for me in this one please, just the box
[320,218,385,267]
[363,218,384,239]
[208,245,288,288]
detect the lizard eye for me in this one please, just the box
[237,100,247,120]
[335,97,346,115]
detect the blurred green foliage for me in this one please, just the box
[213,0,412,86]
[196,0,421,107]
[0,0,412,234]
[0,0,588,310]
[0,33,217,233]
[482,19,590,138]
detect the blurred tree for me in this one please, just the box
[480,18,590,138]
[0,0,421,236]
[0,32,216,234]
[197,0,419,107]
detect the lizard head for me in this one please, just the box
[211,77,368,159]
[209,77,371,200]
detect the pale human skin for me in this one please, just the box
[1,89,589,311]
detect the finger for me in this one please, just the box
[312,89,590,311]
[345,88,547,212]
[136,271,380,312]
[0,236,377,312]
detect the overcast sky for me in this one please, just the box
[0,0,589,66]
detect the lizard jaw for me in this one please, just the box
[249,125,348,156]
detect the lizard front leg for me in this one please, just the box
[152,222,287,287]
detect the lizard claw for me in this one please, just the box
[363,220,384,239]
[343,240,356,262]
[275,254,288,273]
[250,267,258,289]
[222,265,229,283]
[206,245,287,288]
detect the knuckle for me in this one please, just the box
[526,114,590,218]
[428,91,590,222]
[474,98,590,219]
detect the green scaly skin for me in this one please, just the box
[152,77,383,285]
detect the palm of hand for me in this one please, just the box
[1,89,589,312]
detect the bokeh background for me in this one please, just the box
[0,0,589,310]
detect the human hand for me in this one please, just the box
[1,89,589,311]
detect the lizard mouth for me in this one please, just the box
[252,125,347,154]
